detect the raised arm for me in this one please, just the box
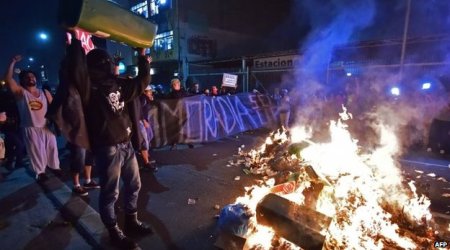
[4,55,24,97]
[120,48,152,102]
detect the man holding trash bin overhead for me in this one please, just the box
[58,1,158,248]
[63,34,154,249]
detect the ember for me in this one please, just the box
[228,107,447,249]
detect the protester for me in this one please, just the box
[211,85,219,96]
[168,78,188,98]
[0,84,25,171]
[66,143,99,196]
[62,35,153,249]
[137,85,157,171]
[189,82,202,95]
[278,89,291,129]
[4,56,61,182]
[220,84,237,95]
[167,78,189,150]
[47,32,100,196]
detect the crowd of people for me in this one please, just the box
[0,34,155,249]
[1,33,293,235]
[0,30,253,249]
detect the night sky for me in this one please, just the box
[1,0,450,87]
[0,0,65,86]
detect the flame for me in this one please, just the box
[233,106,440,249]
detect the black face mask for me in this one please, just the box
[87,49,114,79]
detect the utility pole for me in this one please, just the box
[399,0,411,82]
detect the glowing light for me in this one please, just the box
[118,62,126,74]
[422,82,431,90]
[150,68,155,75]
[38,32,48,41]
[160,0,167,4]
[390,87,400,96]
[346,72,352,76]
[28,57,34,62]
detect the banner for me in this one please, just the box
[149,93,277,147]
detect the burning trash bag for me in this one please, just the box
[217,203,252,237]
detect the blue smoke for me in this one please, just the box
[295,0,376,80]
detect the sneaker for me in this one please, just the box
[142,162,158,172]
[36,173,48,183]
[83,180,100,189]
[72,186,88,196]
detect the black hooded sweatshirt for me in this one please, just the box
[88,65,150,149]
[62,38,151,150]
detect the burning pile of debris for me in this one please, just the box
[218,109,448,250]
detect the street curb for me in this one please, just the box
[39,176,109,249]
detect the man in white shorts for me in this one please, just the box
[4,55,60,182]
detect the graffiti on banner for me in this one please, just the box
[149,93,277,147]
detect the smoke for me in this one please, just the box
[295,0,376,79]
[281,0,450,154]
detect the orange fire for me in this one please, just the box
[234,107,444,249]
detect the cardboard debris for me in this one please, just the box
[256,193,331,250]
[437,177,448,182]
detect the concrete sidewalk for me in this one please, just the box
[0,167,96,249]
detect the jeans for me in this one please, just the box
[67,143,94,173]
[94,141,141,227]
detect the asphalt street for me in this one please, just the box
[0,128,449,249]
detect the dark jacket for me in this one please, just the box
[47,38,91,149]
[0,88,20,132]
[127,95,144,150]
[85,59,150,149]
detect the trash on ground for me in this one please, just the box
[234,176,241,181]
[217,203,253,237]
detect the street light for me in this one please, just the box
[38,32,48,41]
